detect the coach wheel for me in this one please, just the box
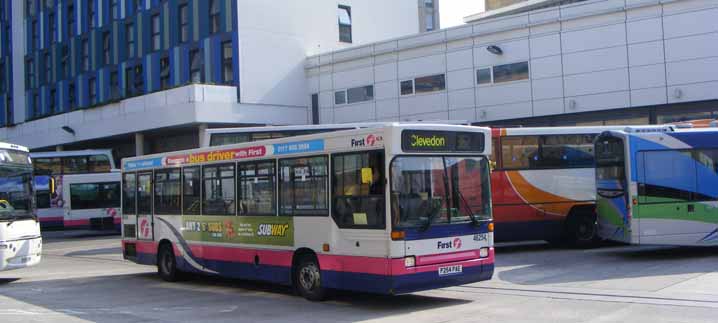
[158,243,179,282]
[294,256,327,301]
[568,213,598,247]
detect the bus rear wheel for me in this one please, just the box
[294,255,327,301]
[158,243,180,282]
[566,212,599,248]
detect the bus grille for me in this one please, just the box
[124,224,136,238]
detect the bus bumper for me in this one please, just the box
[0,237,42,271]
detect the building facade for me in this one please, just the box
[306,0,718,126]
[0,0,424,158]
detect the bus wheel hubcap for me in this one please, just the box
[300,264,319,291]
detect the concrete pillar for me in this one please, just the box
[55,145,64,152]
[135,133,145,156]
[198,123,208,147]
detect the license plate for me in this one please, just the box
[438,265,462,276]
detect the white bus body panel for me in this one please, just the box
[0,220,42,271]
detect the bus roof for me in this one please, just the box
[29,149,113,158]
[205,121,470,135]
[495,125,674,136]
[0,142,29,152]
[125,123,490,171]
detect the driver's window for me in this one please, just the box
[331,151,385,229]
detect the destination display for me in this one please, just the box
[401,130,484,152]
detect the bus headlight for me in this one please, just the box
[404,256,416,267]
[479,247,489,258]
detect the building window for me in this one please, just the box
[110,70,119,99]
[189,48,201,83]
[126,22,135,58]
[179,4,189,43]
[25,59,34,89]
[111,0,119,20]
[33,93,40,117]
[400,74,445,95]
[160,56,170,90]
[88,0,96,28]
[209,0,220,34]
[133,65,143,94]
[26,0,36,17]
[335,85,374,104]
[493,61,529,83]
[67,1,75,39]
[221,41,233,84]
[68,81,76,109]
[48,12,56,43]
[334,90,346,105]
[103,31,111,65]
[88,77,96,105]
[49,88,56,114]
[6,96,12,125]
[347,85,373,104]
[415,74,445,93]
[0,63,5,92]
[125,67,133,96]
[61,45,70,79]
[400,80,414,95]
[424,0,435,31]
[44,52,51,84]
[338,5,352,43]
[31,19,38,49]
[81,38,89,71]
[476,68,492,85]
[134,0,143,12]
[151,14,160,51]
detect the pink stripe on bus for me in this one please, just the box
[38,216,64,222]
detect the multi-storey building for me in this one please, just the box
[306,0,718,126]
[1,0,425,160]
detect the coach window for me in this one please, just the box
[332,151,385,228]
[137,173,153,214]
[500,136,539,169]
[154,169,181,215]
[539,135,595,168]
[88,155,112,172]
[183,167,201,215]
[238,161,276,216]
[279,156,329,216]
[123,173,137,214]
[695,149,718,201]
[202,164,236,216]
[63,156,89,174]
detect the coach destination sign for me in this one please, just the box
[401,130,484,152]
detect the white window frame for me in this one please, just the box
[399,79,415,96]
[334,89,347,106]
[476,66,493,87]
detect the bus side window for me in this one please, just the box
[279,156,329,217]
[202,164,236,216]
[183,167,201,215]
[238,161,276,216]
[137,173,153,214]
[331,151,385,229]
[122,173,137,215]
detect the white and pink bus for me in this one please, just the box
[31,150,121,230]
[121,123,494,300]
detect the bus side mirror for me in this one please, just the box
[49,177,56,195]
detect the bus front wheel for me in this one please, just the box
[294,255,327,301]
[158,243,180,282]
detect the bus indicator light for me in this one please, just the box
[488,222,494,232]
[322,243,330,252]
[391,231,405,240]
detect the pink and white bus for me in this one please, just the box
[121,123,494,300]
[31,150,120,230]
